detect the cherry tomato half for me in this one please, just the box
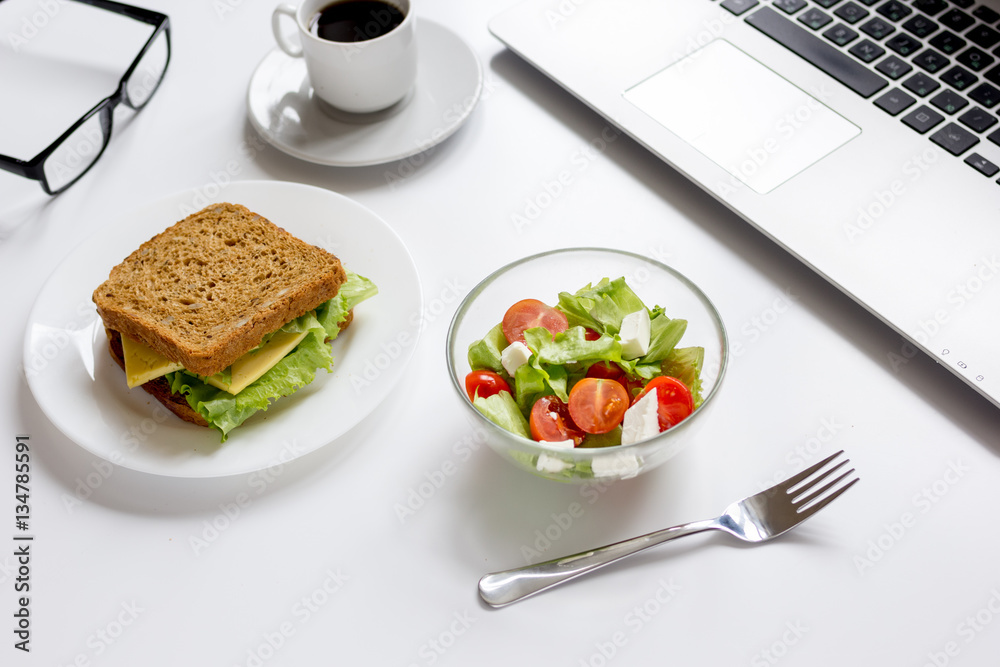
[502,299,569,344]
[567,377,629,435]
[584,328,602,341]
[633,376,694,431]
[465,370,510,401]
[586,361,643,398]
[530,395,584,445]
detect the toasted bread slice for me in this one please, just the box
[93,203,346,377]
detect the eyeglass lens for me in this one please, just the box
[43,112,107,193]
[126,29,169,109]
[42,26,168,192]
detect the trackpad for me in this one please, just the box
[623,39,859,194]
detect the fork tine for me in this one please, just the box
[776,450,847,494]
[793,467,857,508]
[794,475,860,520]
[788,460,848,499]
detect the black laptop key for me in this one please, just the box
[959,107,999,132]
[957,47,995,72]
[876,1,911,22]
[813,0,843,8]
[972,7,1000,25]
[986,65,1000,86]
[969,82,1000,108]
[967,25,1000,50]
[913,0,948,16]
[965,153,1000,177]
[930,122,979,154]
[940,65,978,90]
[744,7,889,97]
[825,23,860,46]
[903,105,945,132]
[930,89,969,113]
[951,0,973,8]
[876,54,913,79]
[773,0,808,14]
[835,2,869,24]
[903,72,941,96]
[938,9,975,32]
[886,33,923,56]
[721,0,759,16]
[913,48,950,73]
[875,88,917,114]
[929,30,966,54]
[903,15,938,38]
[988,128,1000,147]
[799,7,833,29]
[861,17,895,39]
[850,38,886,62]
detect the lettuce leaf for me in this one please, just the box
[471,390,531,439]
[557,277,646,336]
[316,272,378,335]
[528,326,621,366]
[168,314,331,439]
[468,323,509,374]
[513,362,569,411]
[643,315,687,364]
[167,271,377,440]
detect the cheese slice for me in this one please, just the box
[204,329,309,394]
[122,335,184,388]
[121,329,309,395]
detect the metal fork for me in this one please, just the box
[479,450,858,607]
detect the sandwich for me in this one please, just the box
[92,203,377,440]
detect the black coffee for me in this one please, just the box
[310,1,405,43]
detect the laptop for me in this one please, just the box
[490,0,1000,409]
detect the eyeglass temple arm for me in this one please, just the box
[68,0,166,24]
[0,155,34,180]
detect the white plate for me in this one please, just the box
[247,18,482,167]
[23,181,422,478]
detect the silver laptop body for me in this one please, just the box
[491,0,1000,408]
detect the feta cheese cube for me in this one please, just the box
[619,309,651,360]
[591,452,641,478]
[621,388,660,446]
[536,440,574,473]
[501,341,532,375]
[536,453,570,474]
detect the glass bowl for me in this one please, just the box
[446,248,729,483]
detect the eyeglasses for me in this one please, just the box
[0,0,170,195]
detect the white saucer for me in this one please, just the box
[247,18,483,167]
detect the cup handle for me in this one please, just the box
[272,4,303,58]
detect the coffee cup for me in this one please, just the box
[272,0,416,114]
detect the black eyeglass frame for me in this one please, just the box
[0,0,171,195]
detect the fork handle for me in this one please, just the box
[479,518,718,607]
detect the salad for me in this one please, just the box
[464,277,705,450]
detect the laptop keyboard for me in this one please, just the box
[718,0,1000,182]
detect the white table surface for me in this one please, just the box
[3,1,1000,665]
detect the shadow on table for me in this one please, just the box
[449,433,841,612]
